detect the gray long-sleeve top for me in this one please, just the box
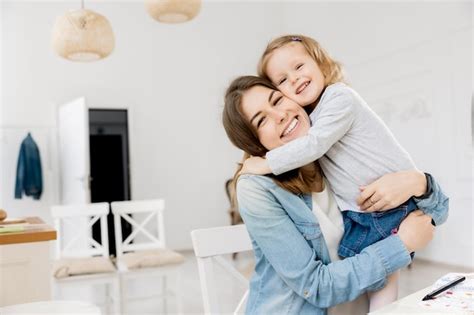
[266,83,416,212]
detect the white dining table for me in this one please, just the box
[371,283,473,315]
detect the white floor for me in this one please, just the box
[54,250,473,315]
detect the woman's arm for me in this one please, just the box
[398,210,435,252]
[357,170,449,225]
[237,175,431,308]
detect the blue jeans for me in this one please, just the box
[338,198,417,258]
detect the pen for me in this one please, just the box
[422,275,466,301]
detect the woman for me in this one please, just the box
[222,76,449,314]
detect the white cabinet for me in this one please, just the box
[0,217,56,306]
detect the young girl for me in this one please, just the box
[241,34,449,311]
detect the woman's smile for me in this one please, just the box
[281,116,300,140]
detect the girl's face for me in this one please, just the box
[240,85,310,150]
[265,43,325,107]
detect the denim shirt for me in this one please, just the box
[236,174,449,315]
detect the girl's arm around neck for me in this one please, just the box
[266,89,356,176]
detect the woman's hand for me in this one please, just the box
[357,170,427,212]
[398,210,434,252]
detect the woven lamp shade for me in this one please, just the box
[51,9,115,62]
[145,0,201,23]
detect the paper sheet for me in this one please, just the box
[419,273,474,313]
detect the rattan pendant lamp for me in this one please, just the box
[51,0,115,62]
[145,0,201,23]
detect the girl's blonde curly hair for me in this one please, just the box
[258,34,346,86]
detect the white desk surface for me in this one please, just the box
[371,286,473,315]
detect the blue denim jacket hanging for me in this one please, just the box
[15,132,43,200]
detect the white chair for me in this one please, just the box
[50,203,120,314]
[111,199,184,314]
[191,224,253,315]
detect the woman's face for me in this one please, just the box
[241,85,311,150]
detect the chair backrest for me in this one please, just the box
[191,224,253,315]
[110,199,165,257]
[51,202,110,259]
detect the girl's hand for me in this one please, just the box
[357,170,427,212]
[241,156,272,175]
[398,210,434,252]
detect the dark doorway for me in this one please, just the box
[89,109,131,256]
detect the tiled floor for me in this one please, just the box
[55,250,473,314]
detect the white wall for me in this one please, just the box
[279,1,473,268]
[1,1,472,268]
[0,1,285,249]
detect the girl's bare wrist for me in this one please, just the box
[412,170,427,198]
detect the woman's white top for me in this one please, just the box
[312,180,369,315]
[311,180,344,262]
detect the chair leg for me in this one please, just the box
[175,269,183,315]
[162,275,168,314]
[52,281,61,300]
[119,274,126,315]
[107,276,120,315]
[105,281,111,315]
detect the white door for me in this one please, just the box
[58,97,90,204]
